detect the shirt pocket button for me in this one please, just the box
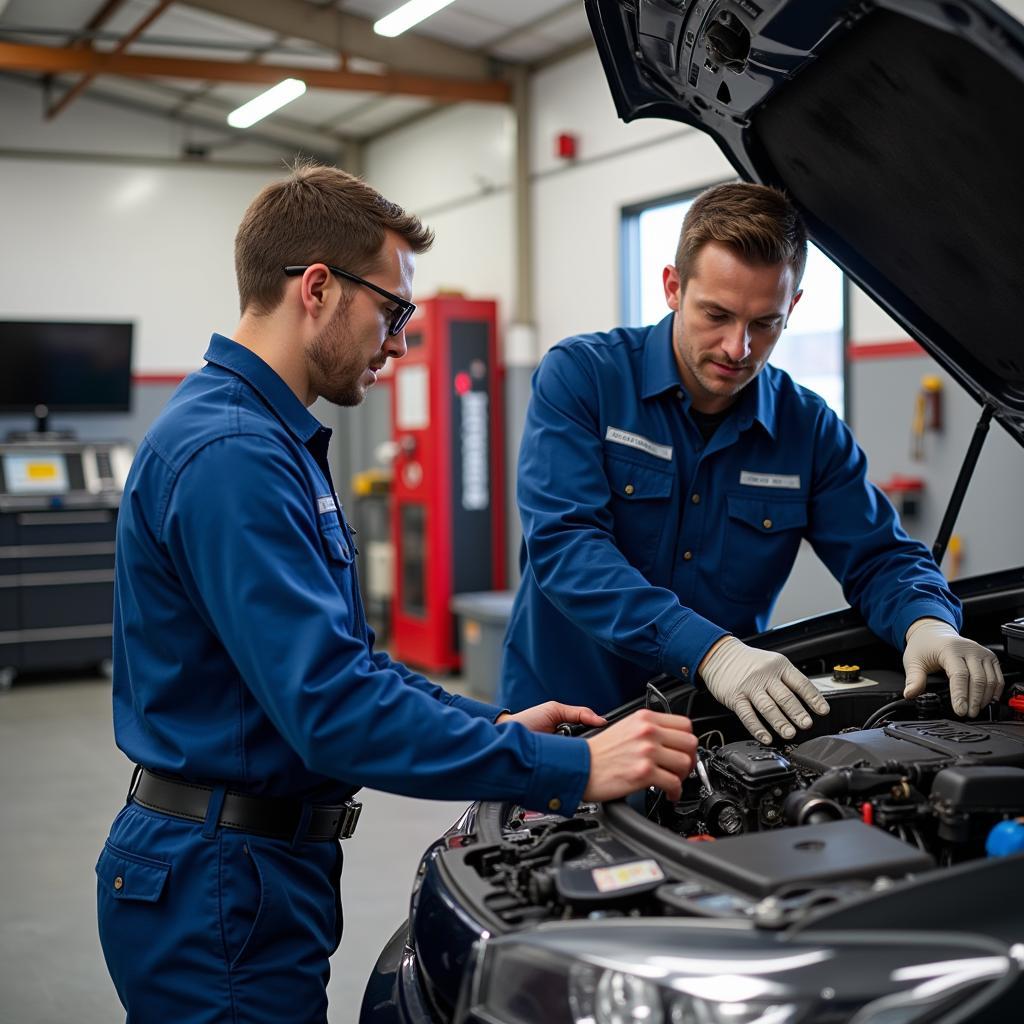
[624,484,635,495]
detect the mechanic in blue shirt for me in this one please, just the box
[96,163,699,1024]
[501,182,1003,742]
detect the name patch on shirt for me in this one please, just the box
[605,426,673,462]
[740,470,801,490]
[317,495,338,514]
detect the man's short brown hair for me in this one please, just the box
[675,182,807,290]
[234,161,434,315]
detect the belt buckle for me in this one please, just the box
[334,799,362,840]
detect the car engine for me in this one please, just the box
[663,713,1024,866]
[452,666,1024,933]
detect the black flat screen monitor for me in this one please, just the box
[0,320,133,412]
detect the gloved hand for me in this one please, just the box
[699,636,830,744]
[903,618,1004,717]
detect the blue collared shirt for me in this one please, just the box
[112,334,589,811]
[500,314,960,713]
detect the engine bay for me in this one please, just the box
[441,655,1024,935]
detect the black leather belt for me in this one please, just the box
[131,768,361,842]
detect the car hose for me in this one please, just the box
[862,697,916,730]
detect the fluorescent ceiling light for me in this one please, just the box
[374,0,457,38]
[227,78,306,128]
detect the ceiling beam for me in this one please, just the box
[180,0,500,82]
[71,0,133,46]
[3,70,342,163]
[77,71,355,146]
[0,41,511,103]
[47,0,177,120]
[0,24,321,54]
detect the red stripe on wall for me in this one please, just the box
[847,340,925,361]
[132,373,187,384]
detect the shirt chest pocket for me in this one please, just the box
[318,511,354,568]
[720,494,808,604]
[605,454,675,577]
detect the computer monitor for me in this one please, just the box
[0,320,133,429]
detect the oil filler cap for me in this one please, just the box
[831,664,862,683]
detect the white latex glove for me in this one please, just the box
[699,636,830,744]
[903,618,1004,717]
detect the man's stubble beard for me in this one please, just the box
[675,332,749,405]
[307,297,370,408]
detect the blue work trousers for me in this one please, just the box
[96,801,343,1023]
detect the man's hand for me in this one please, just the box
[496,702,607,734]
[583,710,697,802]
[903,618,1004,717]
[699,636,830,744]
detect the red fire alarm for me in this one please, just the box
[555,132,578,160]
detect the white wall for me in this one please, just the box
[363,103,516,334]
[0,154,281,371]
[0,78,298,373]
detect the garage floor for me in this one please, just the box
[0,677,469,1024]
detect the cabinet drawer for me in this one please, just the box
[19,580,114,630]
[0,590,15,633]
[8,552,115,575]
[13,509,117,546]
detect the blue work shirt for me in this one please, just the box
[113,334,589,812]
[500,314,961,714]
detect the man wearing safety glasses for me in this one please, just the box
[96,162,698,1022]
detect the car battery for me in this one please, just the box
[1002,618,1024,664]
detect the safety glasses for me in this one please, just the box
[283,264,416,336]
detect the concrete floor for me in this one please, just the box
[0,676,468,1024]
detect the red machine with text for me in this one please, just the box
[390,296,505,673]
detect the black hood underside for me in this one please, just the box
[586,0,1024,445]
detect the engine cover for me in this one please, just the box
[789,719,1024,774]
[676,819,935,898]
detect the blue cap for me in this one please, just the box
[986,819,1024,857]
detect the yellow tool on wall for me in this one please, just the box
[946,534,963,580]
[911,374,944,460]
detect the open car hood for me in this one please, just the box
[585,0,1024,447]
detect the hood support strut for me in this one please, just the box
[931,402,995,567]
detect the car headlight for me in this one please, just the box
[454,921,1018,1024]
[567,961,800,1024]
[570,962,801,1024]
[588,966,663,1024]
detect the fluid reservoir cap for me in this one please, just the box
[831,664,862,683]
[986,819,1024,857]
